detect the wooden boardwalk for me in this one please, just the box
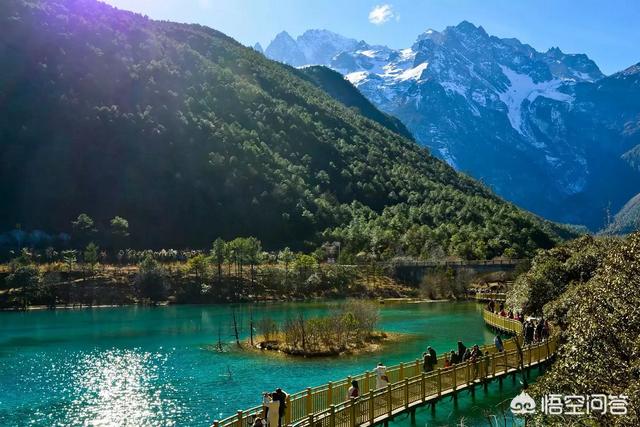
[214,310,555,427]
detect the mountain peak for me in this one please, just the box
[253,42,264,54]
[546,46,564,57]
[299,29,345,39]
[265,30,307,66]
[452,20,488,37]
[274,30,295,41]
[416,28,443,44]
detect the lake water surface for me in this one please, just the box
[0,301,529,426]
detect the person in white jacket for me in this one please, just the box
[374,362,389,389]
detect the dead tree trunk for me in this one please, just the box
[249,309,255,346]
[232,309,241,347]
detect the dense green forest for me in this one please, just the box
[507,234,640,426]
[0,0,575,260]
[296,65,414,140]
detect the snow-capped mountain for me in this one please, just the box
[264,23,640,230]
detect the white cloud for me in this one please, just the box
[368,4,395,25]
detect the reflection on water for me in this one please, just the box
[0,302,522,426]
[67,350,181,426]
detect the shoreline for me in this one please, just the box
[243,331,412,359]
[1,296,454,313]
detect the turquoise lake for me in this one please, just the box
[0,301,531,426]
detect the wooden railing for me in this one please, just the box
[482,309,524,335]
[214,309,553,427]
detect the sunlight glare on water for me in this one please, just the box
[66,349,181,426]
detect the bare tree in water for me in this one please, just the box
[231,309,242,347]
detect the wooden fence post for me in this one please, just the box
[399,362,404,380]
[437,369,442,397]
[306,387,312,415]
[329,405,336,427]
[492,353,496,377]
[466,362,470,385]
[368,390,374,423]
[237,410,243,427]
[387,384,392,416]
[350,399,356,427]
[452,365,457,391]
[420,372,426,401]
[404,378,409,408]
[327,382,333,405]
[285,395,291,426]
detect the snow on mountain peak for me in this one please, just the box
[263,25,636,230]
[397,62,429,81]
[498,65,573,136]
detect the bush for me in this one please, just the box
[134,255,168,303]
[5,264,41,309]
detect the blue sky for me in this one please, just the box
[101,0,639,75]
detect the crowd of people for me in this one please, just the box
[441,340,495,368]
[486,300,550,344]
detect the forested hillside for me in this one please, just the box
[507,234,640,426]
[296,66,414,140]
[0,0,573,259]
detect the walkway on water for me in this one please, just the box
[214,308,557,427]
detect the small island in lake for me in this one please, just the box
[251,301,393,357]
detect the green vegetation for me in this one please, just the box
[134,255,169,304]
[507,234,639,426]
[297,66,414,140]
[1,0,575,260]
[0,237,417,309]
[256,300,383,356]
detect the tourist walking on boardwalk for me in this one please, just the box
[524,321,534,344]
[449,350,458,365]
[494,335,504,352]
[262,392,272,419]
[457,340,466,362]
[266,397,280,427]
[462,348,471,362]
[347,380,360,399]
[272,388,288,427]
[375,362,389,389]
[535,319,544,342]
[428,346,437,368]
[470,345,481,378]
[423,352,433,372]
